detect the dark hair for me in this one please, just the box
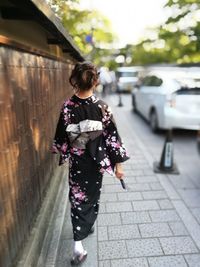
[69,62,99,91]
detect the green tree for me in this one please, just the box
[129,0,200,65]
[160,0,200,63]
[48,0,116,63]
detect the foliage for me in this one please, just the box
[126,0,200,65]
[48,0,200,66]
[48,0,116,63]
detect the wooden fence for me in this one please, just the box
[0,44,74,267]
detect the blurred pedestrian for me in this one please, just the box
[99,66,112,97]
[52,62,129,265]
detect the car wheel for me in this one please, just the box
[132,96,137,112]
[149,110,159,132]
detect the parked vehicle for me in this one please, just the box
[132,69,200,132]
[116,66,143,93]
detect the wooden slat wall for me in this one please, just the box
[0,46,73,267]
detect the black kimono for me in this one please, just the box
[52,94,129,241]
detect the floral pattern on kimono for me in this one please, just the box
[52,94,129,241]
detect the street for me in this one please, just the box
[49,93,200,267]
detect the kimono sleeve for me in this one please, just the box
[52,103,70,165]
[102,104,130,167]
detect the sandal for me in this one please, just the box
[89,226,95,234]
[71,250,87,266]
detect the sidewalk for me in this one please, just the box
[55,95,200,267]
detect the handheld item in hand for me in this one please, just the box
[120,179,127,190]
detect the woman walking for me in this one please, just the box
[52,62,129,265]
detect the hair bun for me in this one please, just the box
[69,62,99,91]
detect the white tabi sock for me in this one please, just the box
[74,240,84,255]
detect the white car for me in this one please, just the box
[132,69,200,132]
[116,66,143,93]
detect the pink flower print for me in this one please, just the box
[99,168,105,174]
[63,107,69,113]
[61,143,68,153]
[100,159,106,167]
[111,142,121,149]
[51,144,59,153]
[70,147,84,156]
[64,115,69,124]
[65,100,75,106]
[71,184,87,206]
[104,157,110,166]
[74,192,86,201]
[100,157,111,167]
[106,166,113,175]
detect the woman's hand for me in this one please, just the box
[115,163,124,180]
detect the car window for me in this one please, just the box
[176,87,200,95]
[142,75,163,87]
[116,71,138,78]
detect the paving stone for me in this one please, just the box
[139,222,173,238]
[169,222,188,236]
[143,170,155,175]
[99,203,106,213]
[149,210,180,222]
[160,236,198,255]
[129,151,143,156]
[98,226,108,241]
[172,200,200,250]
[59,208,73,240]
[158,199,173,210]
[125,170,143,176]
[148,255,187,267]
[191,208,200,224]
[81,233,98,267]
[101,184,105,191]
[121,211,151,224]
[121,164,133,170]
[157,174,180,200]
[132,155,144,160]
[137,159,148,164]
[100,193,118,202]
[104,184,129,193]
[98,213,121,226]
[99,260,111,267]
[122,176,137,183]
[131,164,149,170]
[111,258,148,267]
[131,154,145,159]
[128,183,151,191]
[98,240,128,260]
[132,200,160,211]
[126,238,163,257]
[168,175,196,189]
[178,189,200,208]
[108,225,140,240]
[104,174,114,179]
[136,176,158,183]
[106,202,132,213]
[102,177,116,185]
[117,192,142,201]
[56,238,73,266]
[184,254,200,267]
[142,190,168,200]
[150,182,164,190]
